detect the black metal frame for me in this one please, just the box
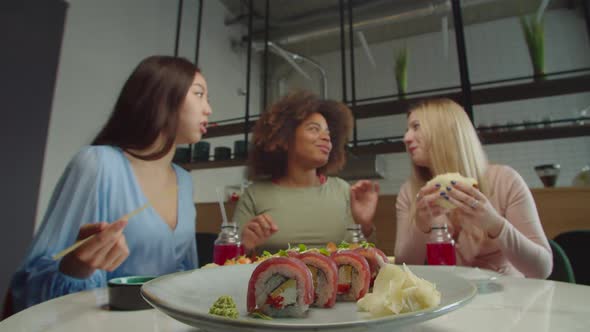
[348,117,590,148]
[583,0,590,45]
[339,0,348,104]
[451,0,473,121]
[179,0,590,167]
[262,0,270,111]
[355,85,462,104]
[173,0,183,57]
[244,0,254,151]
[175,0,203,156]
[194,0,203,65]
[347,0,359,146]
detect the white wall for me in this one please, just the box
[35,0,259,229]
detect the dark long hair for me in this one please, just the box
[249,90,353,179]
[92,55,200,160]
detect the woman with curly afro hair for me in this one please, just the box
[232,90,379,253]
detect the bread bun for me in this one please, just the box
[426,173,478,209]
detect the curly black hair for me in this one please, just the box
[249,90,353,179]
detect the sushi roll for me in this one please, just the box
[354,247,388,287]
[247,257,314,317]
[331,251,371,301]
[298,251,338,308]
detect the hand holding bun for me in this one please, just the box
[426,173,478,210]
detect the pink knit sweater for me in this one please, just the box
[395,164,553,278]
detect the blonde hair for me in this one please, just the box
[407,98,490,218]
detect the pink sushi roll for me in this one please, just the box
[298,251,338,308]
[354,247,387,287]
[247,257,314,317]
[331,251,371,301]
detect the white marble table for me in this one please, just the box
[1,267,589,331]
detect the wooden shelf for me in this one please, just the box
[182,124,590,170]
[184,74,590,170]
[179,158,247,170]
[353,95,455,119]
[472,74,590,105]
[348,141,406,155]
[202,74,590,136]
[181,125,589,170]
[206,122,251,139]
[353,74,590,119]
[347,124,590,156]
[480,123,590,145]
[531,187,590,194]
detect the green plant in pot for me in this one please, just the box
[395,47,408,99]
[520,14,545,82]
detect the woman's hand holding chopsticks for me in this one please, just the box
[58,219,129,279]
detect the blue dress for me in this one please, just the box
[10,146,198,312]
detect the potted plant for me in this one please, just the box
[395,47,408,99]
[520,14,545,82]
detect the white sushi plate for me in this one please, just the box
[141,264,477,332]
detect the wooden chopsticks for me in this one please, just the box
[51,203,150,260]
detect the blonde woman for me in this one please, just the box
[395,98,552,278]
